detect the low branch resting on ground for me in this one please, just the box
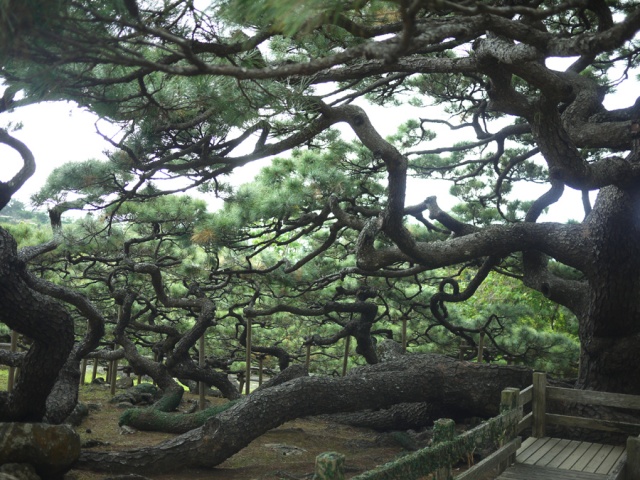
[76,354,532,474]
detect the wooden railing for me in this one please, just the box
[314,387,525,480]
[522,372,640,480]
[424,372,640,480]
[527,372,640,438]
[314,371,640,480]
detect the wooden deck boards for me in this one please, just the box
[494,437,626,480]
[495,463,609,479]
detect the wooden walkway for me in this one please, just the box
[495,437,626,479]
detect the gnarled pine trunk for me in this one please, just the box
[0,227,75,422]
[578,186,640,393]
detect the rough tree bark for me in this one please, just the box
[314,402,443,431]
[76,354,532,475]
[577,185,640,392]
[118,364,308,432]
[0,227,75,422]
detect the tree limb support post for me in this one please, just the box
[110,358,118,396]
[91,358,98,382]
[245,317,252,395]
[199,333,206,410]
[342,336,350,377]
[477,332,485,363]
[401,317,407,353]
[7,330,17,391]
[80,358,87,386]
[110,326,119,396]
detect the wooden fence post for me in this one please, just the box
[7,331,17,390]
[500,387,521,469]
[110,358,119,396]
[500,388,520,414]
[627,435,640,480]
[313,452,345,480]
[401,317,407,353]
[342,336,350,377]
[199,333,206,410]
[80,358,88,385]
[245,317,252,395]
[305,343,311,371]
[258,355,264,386]
[91,358,98,382]
[433,418,455,480]
[237,373,245,395]
[477,331,485,363]
[532,372,547,438]
[7,330,18,392]
[153,351,159,386]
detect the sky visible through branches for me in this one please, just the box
[1,55,637,222]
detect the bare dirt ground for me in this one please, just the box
[69,383,439,480]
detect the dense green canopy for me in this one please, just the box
[1,1,640,433]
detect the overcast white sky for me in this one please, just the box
[0,57,637,222]
[0,101,119,203]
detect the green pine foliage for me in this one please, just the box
[4,0,630,396]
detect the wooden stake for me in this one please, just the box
[258,356,264,386]
[110,359,118,396]
[199,333,206,410]
[80,358,88,385]
[91,358,98,382]
[401,318,407,353]
[477,331,485,363]
[153,351,159,386]
[245,317,252,395]
[342,336,350,377]
[111,307,122,395]
[7,330,17,392]
[305,344,311,371]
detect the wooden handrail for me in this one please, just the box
[548,386,640,411]
[317,374,640,480]
[529,372,640,438]
[518,384,533,407]
[456,437,521,480]
[344,408,523,480]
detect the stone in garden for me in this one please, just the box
[0,462,40,480]
[63,402,89,426]
[263,443,307,456]
[119,425,136,435]
[0,423,80,478]
[116,377,134,389]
